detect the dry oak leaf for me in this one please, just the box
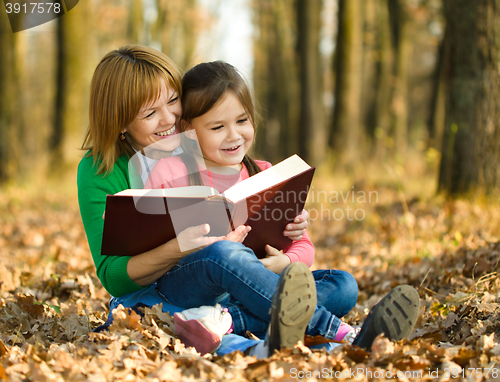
[476,333,497,351]
[344,346,370,363]
[292,341,312,355]
[0,340,7,359]
[0,364,6,381]
[109,305,142,331]
[245,360,273,382]
[150,360,183,381]
[451,346,479,367]
[393,354,431,370]
[29,361,65,382]
[371,335,395,358]
[15,294,44,318]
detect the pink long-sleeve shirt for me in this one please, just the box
[145,156,315,266]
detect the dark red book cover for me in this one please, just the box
[101,164,315,258]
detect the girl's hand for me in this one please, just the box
[260,245,291,274]
[283,209,309,241]
[176,224,251,252]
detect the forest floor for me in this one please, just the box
[0,161,499,381]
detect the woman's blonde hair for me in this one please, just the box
[82,45,182,174]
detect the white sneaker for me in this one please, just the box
[174,304,232,354]
[343,327,361,345]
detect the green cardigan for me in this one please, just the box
[77,154,145,297]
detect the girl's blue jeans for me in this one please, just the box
[155,240,358,340]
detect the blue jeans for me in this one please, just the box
[156,240,358,340]
[109,282,183,315]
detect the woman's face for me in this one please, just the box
[124,81,182,156]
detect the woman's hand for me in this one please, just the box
[283,209,309,241]
[260,245,291,274]
[224,225,252,243]
[176,224,213,252]
[128,224,251,286]
[177,224,251,253]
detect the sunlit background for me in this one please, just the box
[1,4,500,377]
[1,0,498,195]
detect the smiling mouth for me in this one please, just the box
[222,145,241,152]
[155,126,176,137]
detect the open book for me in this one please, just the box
[101,154,315,258]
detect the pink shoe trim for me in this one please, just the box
[174,313,221,355]
[222,307,234,334]
[334,323,354,342]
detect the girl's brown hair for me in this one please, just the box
[82,45,182,174]
[180,61,261,176]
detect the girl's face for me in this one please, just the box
[187,91,254,170]
[124,81,182,155]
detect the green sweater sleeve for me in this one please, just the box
[77,154,147,297]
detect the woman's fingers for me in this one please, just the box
[224,225,251,243]
[177,224,251,252]
[181,223,211,238]
[177,224,212,252]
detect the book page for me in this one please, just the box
[115,186,219,198]
[222,155,311,202]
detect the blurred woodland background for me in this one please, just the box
[2,2,500,379]
[0,0,499,196]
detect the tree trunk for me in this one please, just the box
[128,0,144,43]
[361,0,379,141]
[438,0,500,194]
[0,11,23,182]
[296,0,324,164]
[427,19,450,151]
[388,0,412,156]
[156,0,199,71]
[330,0,364,166]
[373,0,394,160]
[52,1,92,170]
[252,0,299,163]
[252,0,280,162]
[273,0,300,159]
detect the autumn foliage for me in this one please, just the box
[0,169,499,381]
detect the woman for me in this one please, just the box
[77,45,312,354]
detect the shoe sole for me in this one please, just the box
[174,313,221,355]
[270,262,317,352]
[352,285,420,350]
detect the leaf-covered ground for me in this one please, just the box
[0,170,499,381]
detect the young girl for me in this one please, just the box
[145,61,314,271]
[145,61,420,348]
